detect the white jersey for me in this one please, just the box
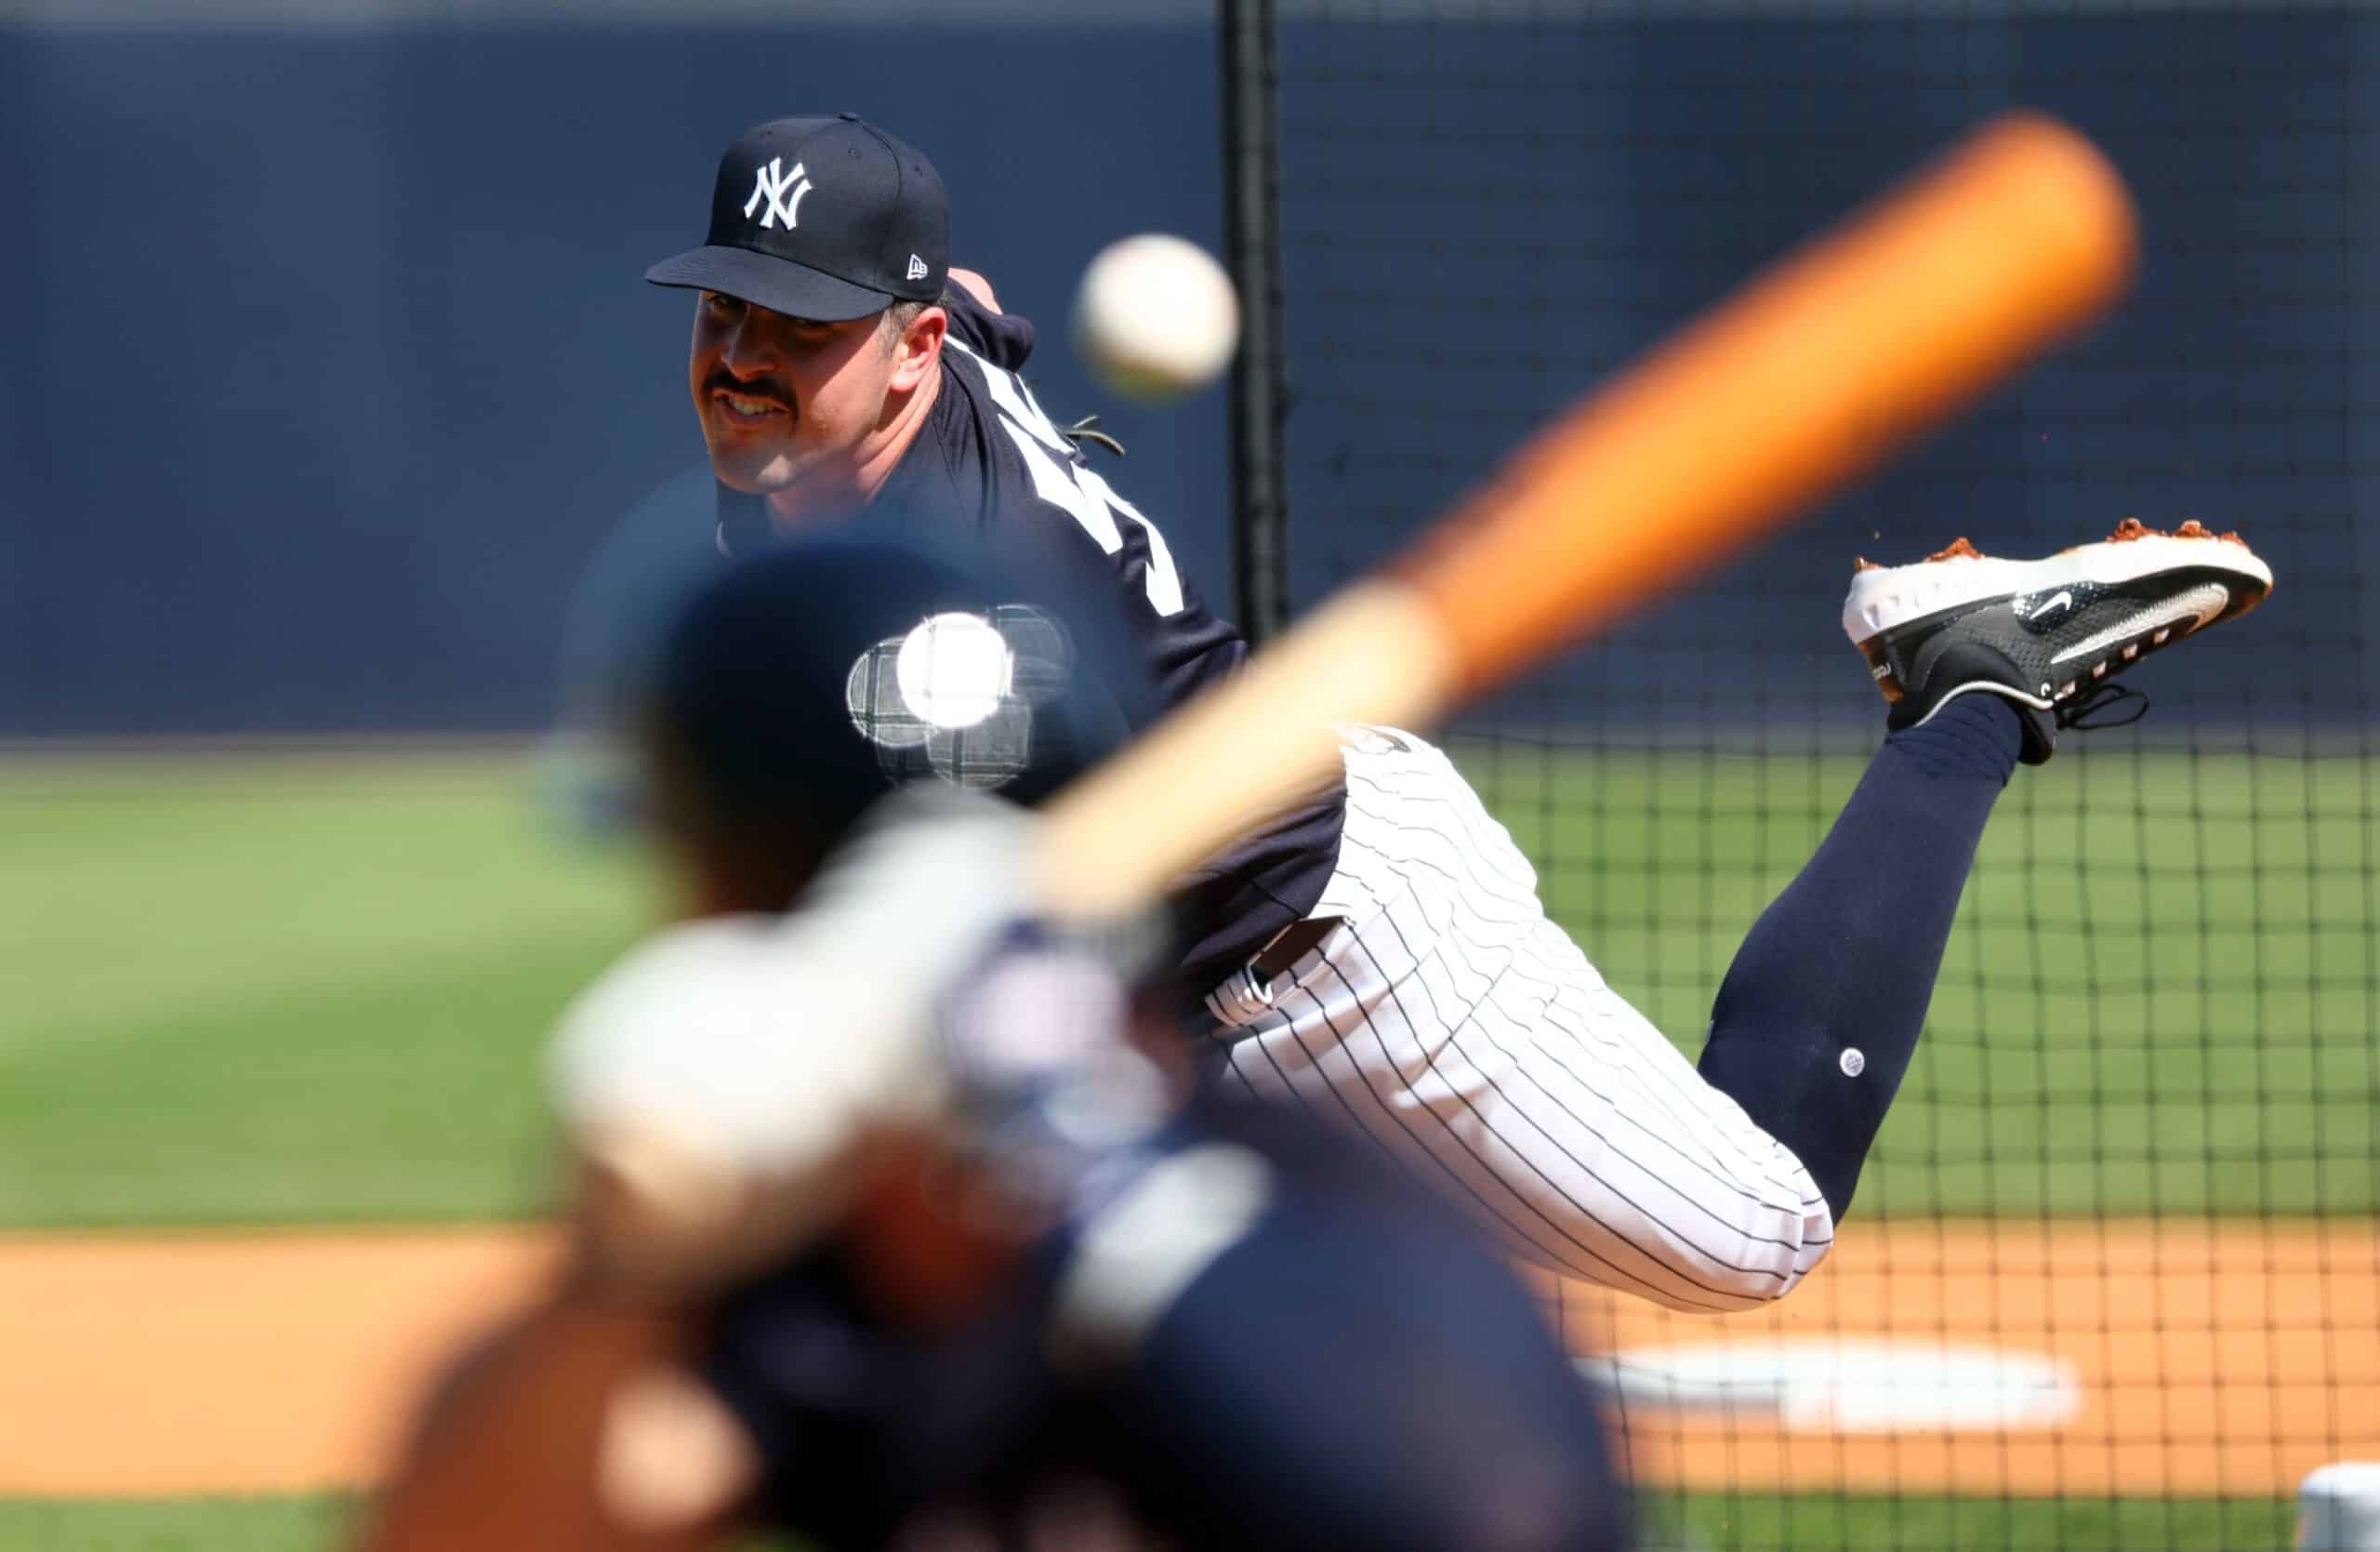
[1202,727,1836,1312]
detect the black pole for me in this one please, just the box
[1219,0,1289,643]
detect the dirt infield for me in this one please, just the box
[3,1220,2373,1499]
[0,1230,558,1496]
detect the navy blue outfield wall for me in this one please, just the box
[0,20,1229,735]
[1274,8,2380,740]
[4,11,2376,736]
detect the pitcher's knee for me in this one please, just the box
[1613,1202,1836,1314]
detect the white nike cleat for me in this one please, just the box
[1843,520,2275,763]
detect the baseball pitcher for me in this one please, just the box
[623,113,2271,1311]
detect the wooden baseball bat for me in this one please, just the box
[1033,111,2134,915]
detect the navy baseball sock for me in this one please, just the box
[1696,693,2023,1220]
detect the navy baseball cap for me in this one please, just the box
[645,113,948,323]
[647,517,1151,846]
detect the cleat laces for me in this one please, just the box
[2056,682,2149,736]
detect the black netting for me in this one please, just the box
[1259,6,2379,1545]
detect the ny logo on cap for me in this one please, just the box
[744,157,813,232]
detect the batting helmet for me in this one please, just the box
[642,516,1156,853]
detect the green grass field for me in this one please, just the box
[4,745,2360,1548]
[0,756,647,1227]
[0,1499,353,1552]
[0,1499,805,1552]
[0,1490,2300,1552]
[5,745,2370,1226]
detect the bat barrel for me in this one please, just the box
[1398,111,2137,697]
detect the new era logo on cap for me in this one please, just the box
[645,113,949,324]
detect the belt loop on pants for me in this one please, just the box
[1210,965,1276,1028]
[1208,916,1343,1030]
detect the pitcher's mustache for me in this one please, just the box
[707,372,792,406]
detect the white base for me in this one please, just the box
[1578,1337,2078,1432]
[2300,1462,2380,1552]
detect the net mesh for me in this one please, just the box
[1263,5,2378,1546]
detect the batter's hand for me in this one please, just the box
[549,784,1032,1296]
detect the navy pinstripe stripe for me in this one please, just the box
[1201,731,1836,1308]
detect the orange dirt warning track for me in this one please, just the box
[2,1220,2373,1499]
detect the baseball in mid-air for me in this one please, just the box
[1070,233,1241,405]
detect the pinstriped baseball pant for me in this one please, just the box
[1203,728,1835,1313]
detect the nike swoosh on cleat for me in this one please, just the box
[2048,583,2228,666]
[2021,590,2075,622]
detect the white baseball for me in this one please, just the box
[1070,233,1241,405]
